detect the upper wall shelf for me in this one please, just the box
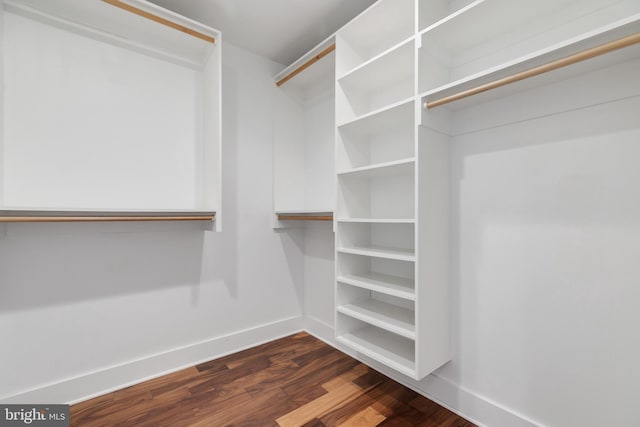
[418,0,638,95]
[421,16,640,111]
[419,0,574,52]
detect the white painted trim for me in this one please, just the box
[0,316,303,405]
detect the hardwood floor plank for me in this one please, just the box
[276,377,362,426]
[338,406,386,426]
[71,333,476,427]
[302,418,328,427]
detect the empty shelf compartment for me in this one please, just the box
[338,298,415,339]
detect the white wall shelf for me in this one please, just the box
[337,39,415,124]
[337,245,415,262]
[337,158,416,178]
[337,100,414,171]
[337,272,416,301]
[337,299,415,339]
[418,0,477,32]
[336,219,416,224]
[418,0,637,95]
[337,36,415,81]
[421,16,640,111]
[336,326,416,378]
[336,0,415,76]
[1,0,222,230]
[337,97,415,128]
[419,0,575,50]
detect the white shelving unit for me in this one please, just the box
[0,0,222,229]
[413,0,639,379]
[332,0,640,380]
[273,37,336,227]
[334,0,451,381]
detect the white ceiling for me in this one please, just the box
[148,0,377,66]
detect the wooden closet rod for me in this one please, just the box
[277,215,333,221]
[425,32,640,109]
[0,215,215,223]
[102,0,216,44]
[276,44,336,87]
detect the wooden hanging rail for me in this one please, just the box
[102,0,216,44]
[276,44,336,87]
[0,211,215,223]
[277,213,333,221]
[425,32,640,109]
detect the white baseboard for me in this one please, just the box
[1,316,304,405]
[303,315,541,427]
[3,314,540,427]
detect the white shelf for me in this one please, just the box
[336,99,415,171]
[420,0,574,54]
[336,0,414,76]
[337,326,415,378]
[421,15,640,110]
[337,158,415,178]
[337,218,415,224]
[337,97,414,132]
[338,36,415,81]
[418,0,477,32]
[337,96,416,128]
[337,39,414,122]
[338,299,415,339]
[337,273,415,301]
[337,244,415,262]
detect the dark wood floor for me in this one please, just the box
[71,332,475,426]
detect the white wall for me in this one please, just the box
[0,43,305,403]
